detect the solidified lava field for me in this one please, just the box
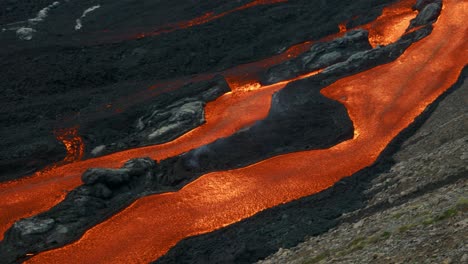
[0,0,466,263]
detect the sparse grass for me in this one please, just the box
[398,223,416,233]
[336,237,368,257]
[392,211,405,219]
[349,237,366,247]
[303,229,394,262]
[456,197,468,211]
[435,208,457,221]
[381,231,392,239]
[422,218,435,226]
[303,251,330,264]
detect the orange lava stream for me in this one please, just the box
[0,0,417,241]
[339,22,347,33]
[26,0,468,262]
[136,0,288,39]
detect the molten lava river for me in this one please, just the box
[0,0,466,262]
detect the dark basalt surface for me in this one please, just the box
[80,75,230,158]
[260,29,373,85]
[0,0,398,181]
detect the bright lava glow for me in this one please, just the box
[134,0,288,39]
[54,127,84,164]
[26,0,468,262]
[0,0,423,242]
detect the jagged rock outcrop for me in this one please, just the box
[0,157,158,263]
[410,0,442,29]
[413,0,442,11]
[261,29,372,85]
[82,75,230,157]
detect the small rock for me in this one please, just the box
[16,27,36,40]
[460,254,468,263]
[442,257,452,264]
[14,218,55,236]
[353,220,364,228]
[91,145,106,156]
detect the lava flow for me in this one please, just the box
[53,127,84,164]
[0,0,419,241]
[132,0,287,39]
[25,0,468,262]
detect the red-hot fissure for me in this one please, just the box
[26,0,468,262]
[0,0,420,241]
[53,127,85,165]
[133,0,288,39]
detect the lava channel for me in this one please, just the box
[25,0,468,262]
[0,0,419,241]
[136,0,288,39]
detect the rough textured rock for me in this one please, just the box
[261,29,372,85]
[410,1,442,29]
[413,0,442,11]
[81,75,230,158]
[260,181,467,264]
[0,157,158,263]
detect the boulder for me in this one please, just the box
[261,29,372,84]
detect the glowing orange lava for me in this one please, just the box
[54,127,84,164]
[0,0,418,242]
[363,0,418,48]
[135,0,288,39]
[25,0,468,262]
[339,22,347,33]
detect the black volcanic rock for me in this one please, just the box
[261,29,372,85]
[0,0,398,180]
[0,157,158,263]
[413,0,442,11]
[409,2,442,28]
[159,76,353,186]
[0,134,66,182]
[80,75,230,158]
